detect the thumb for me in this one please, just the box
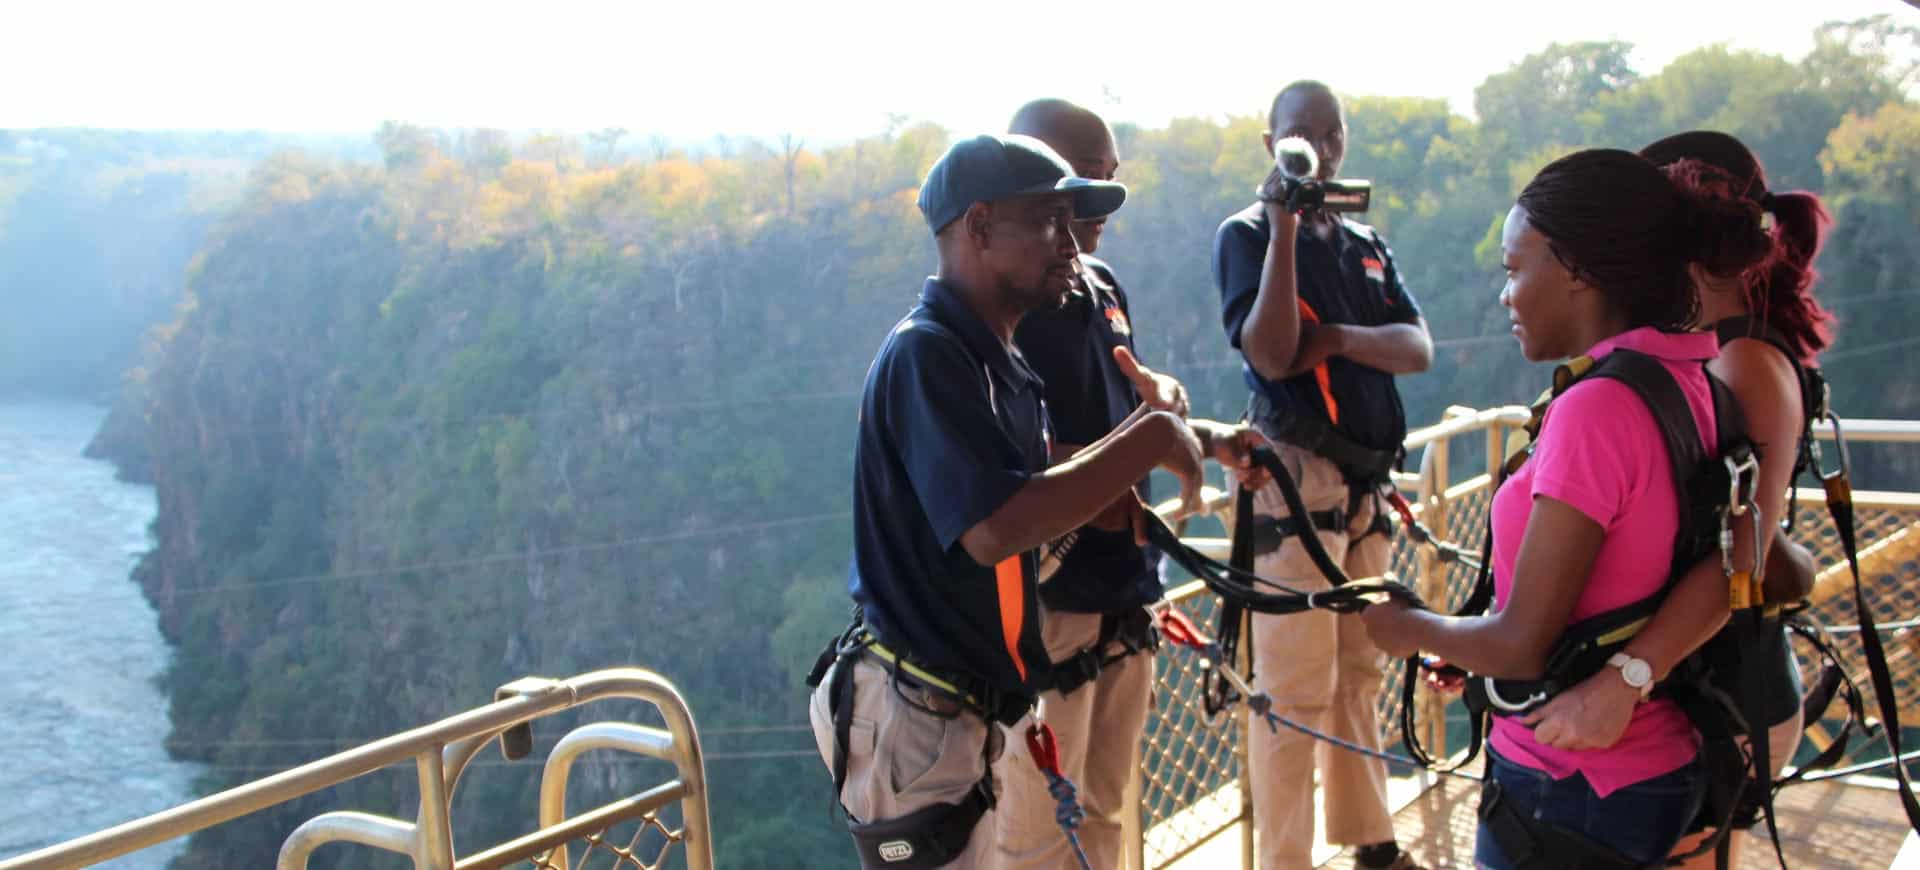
[1112,345,1149,384]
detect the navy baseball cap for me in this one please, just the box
[917,133,1127,234]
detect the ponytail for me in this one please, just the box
[1759,190,1836,360]
[1641,130,1835,362]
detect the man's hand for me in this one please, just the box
[1191,420,1271,489]
[1258,166,1304,231]
[1294,322,1345,372]
[1518,668,1640,751]
[1421,659,1467,695]
[1357,599,1421,658]
[1113,346,1190,417]
[1157,414,1207,517]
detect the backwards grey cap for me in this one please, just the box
[916,133,1127,234]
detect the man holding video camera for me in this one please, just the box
[1212,79,1433,870]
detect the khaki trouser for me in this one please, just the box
[995,609,1155,870]
[809,656,1003,869]
[1248,444,1397,870]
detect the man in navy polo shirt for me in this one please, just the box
[1214,80,1433,870]
[807,133,1209,869]
[995,99,1260,870]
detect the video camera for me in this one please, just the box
[1267,137,1371,214]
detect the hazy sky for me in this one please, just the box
[6,0,1912,141]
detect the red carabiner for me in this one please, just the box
[1156,606,1211,650]
[1026,721,1064,777]
[1385,488,1418,530]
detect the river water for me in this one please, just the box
[0,401,200,866]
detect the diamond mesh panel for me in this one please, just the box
[1142,589,1246,869]
[524,812,685,870]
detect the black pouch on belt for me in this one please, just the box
[845,785,991,868]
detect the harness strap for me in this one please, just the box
[1205,482,1258,720]
[1400,527,1494,771]
[1829,464,1920,834]
[1250,509,1346,554]
[1251,394,1401,484]
[830,643,858,803]
[1049,607,1157,697]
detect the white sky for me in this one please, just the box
[4,0,1912,141]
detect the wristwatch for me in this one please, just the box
[1607,652,1654,698]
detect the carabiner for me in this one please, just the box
[1724,451,1760,517]
[1481,677,1551,714]
[1814,411,1853,483]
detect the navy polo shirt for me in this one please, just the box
[847,278,1053,697]
[1014,256,1159,613]
[1214,205,1423,452]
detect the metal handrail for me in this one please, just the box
[1813,418,1920,442]
[2,668,711,870]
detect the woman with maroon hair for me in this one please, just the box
[1517,130,1835,868]
[1360,147,1775,868]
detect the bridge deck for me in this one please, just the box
[1160,769,1919,869]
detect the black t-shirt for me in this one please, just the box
[1014,256,1159,613]
[1213,204,1423,452]
[847,278,1053,697]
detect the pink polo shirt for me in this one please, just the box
[1487,326,1719,797]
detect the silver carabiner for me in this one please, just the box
[1813,410,1852,482]
[1481,677,1550,713]
[1724,452,1760,517]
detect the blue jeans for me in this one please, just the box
[1475,748,1705,869]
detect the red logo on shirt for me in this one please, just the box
[1361,257,1386,283]
[1105,306,1131,336]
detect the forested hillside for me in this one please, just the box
[26,18,1919,868]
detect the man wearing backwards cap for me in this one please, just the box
[806,133,1208,869]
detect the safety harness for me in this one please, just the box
[1045,605,1159,697]
[805,616,1030,868]
[1393,347,1793,869]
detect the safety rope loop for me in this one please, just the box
[1383,487,1484,570]
[1024,722,1093,870]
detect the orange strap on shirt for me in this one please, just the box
[1298,300,1340,424]
[995,555,1028,682]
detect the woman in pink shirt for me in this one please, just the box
[1518,131,1836,868]
[1359,148,1774,868]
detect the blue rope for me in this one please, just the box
[1246,694,1484,782]
[1041,769,1095,870]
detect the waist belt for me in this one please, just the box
[1048,607,1158,697]
[1251,395,1400,484]
[1252,509,1346,555]
[1466,605,1656,718]
[855,634,1033,727]
[806,622,1005,868]
[1249,501,1395,557]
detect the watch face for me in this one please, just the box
[1623,659,1653,687]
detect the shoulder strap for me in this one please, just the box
[1587,350,1714,569]
[1715,315,1823,433]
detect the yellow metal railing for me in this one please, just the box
[0,669,712,870]
[1136,410,1920,870]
